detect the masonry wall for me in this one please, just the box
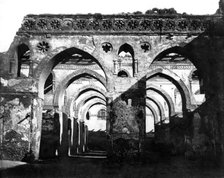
[1,12,224,161]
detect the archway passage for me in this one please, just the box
[146,96,166,123]
[65,83,108,156]
[37,47,108,159]
[82,102,108,154]
[34,47,107,100]
[53,78,109,157]
[65,85,107,118]
[146,103,158,130]
[145,103,159,150]
[53,68,107,109]
[74,87,107,153]
[146,84,175,117]
[146,67,191,111]
[145,46,205,153]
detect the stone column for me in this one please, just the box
[70,117,79,155]
[134,58,138,77]
[78,121,85,153]
[113,59,118,75]
[106,97,113,156]
[84,125,88,152]
[106,97,113,134]
[58,113,68,157]
[68,118,71,155]
[30,97,43,160]
[58,110,63,156]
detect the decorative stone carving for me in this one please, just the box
[164,20,176,31]
[102,42,113,53]
[101,20,112,30]
[139,20,151,31]
[50,19,62,30]
[36,18,48,30]
[37,41,50,52]
[88,20,100,30]
[18,14,218,35]
[140,42,151,52]
[153,20,163,30]
[74,20,87,30]
[114,20,125,30]
[62,19,73,30]
[127,20,139,30]
[177,20,188,31]
[23,19,36,30]
[189,20,202,31]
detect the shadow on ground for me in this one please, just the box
[1,155,224,178]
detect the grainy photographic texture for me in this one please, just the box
[0,1,224,177]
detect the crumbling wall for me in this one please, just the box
[0,56,38,160]
[109,79,146,160]
[0,94,32,160]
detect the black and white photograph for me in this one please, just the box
[0,0,224,177]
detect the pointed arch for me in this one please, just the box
[33,47,108,99]
[64,84,107,117]
[146,103,159,124]
[80,99,106,122]
[146,96,165,121]
[76,95,106,119]
[146,84,175,116]
[152,46,199,69]
[146,67,192,110]
[118,43,134,58]
[53,69,107,109]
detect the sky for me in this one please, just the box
[0,0,220,52]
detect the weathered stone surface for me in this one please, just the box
[0,95,32,160]
[1,5,224,161]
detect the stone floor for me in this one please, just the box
[0,155,224,178]
[0,160,27,170]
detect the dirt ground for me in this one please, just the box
[1,155,224,178]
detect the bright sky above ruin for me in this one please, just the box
[0,0,220,52]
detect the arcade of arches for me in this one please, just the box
[1,3,224,161]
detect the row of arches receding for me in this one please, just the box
[28,44,204,159]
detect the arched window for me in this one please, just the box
[118,70,128,78]
[97,109,107,120]
[118,43,134,58]
[117,43,136,76]
[17,44,30,77]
